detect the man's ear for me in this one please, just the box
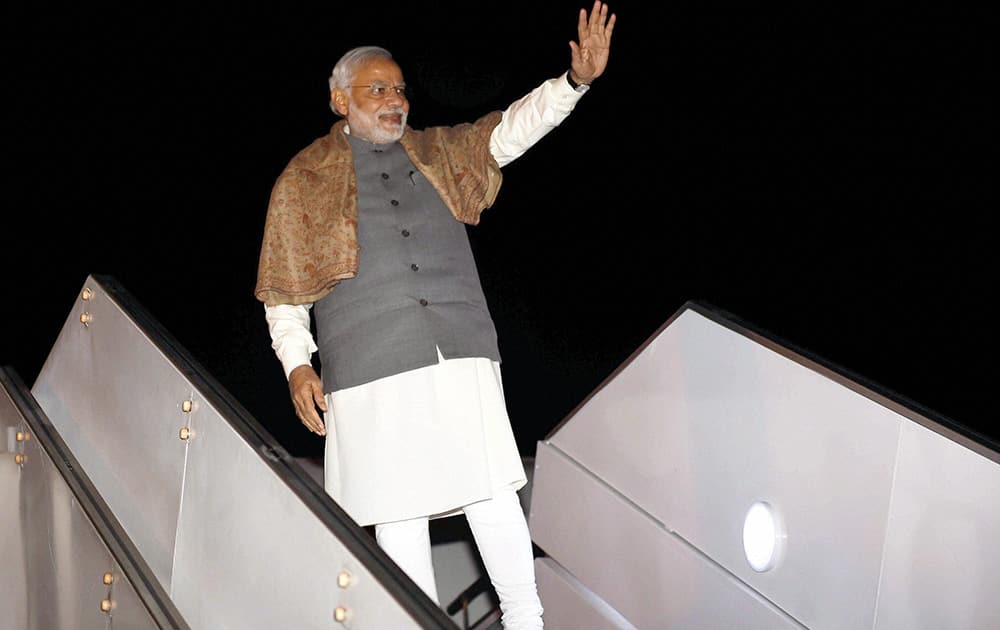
[331,89,350,116]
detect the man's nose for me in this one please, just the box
[385,90,405,107]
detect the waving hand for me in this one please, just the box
[569,1,617,85]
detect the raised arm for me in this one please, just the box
[489,2,617,166]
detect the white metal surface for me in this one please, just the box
[32,282,189,588]
[20,449,113,629]
[1,388,29,630]
[546,309,901,628]
[2,373,181,629]
[170,393,428,629]
[530,441,804,629]
[531,304,1000,628]
[27,275,450,629]
[874,420,1000,629]
[534,557,636,630]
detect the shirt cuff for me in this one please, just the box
[565,71,591,94]
[281,352,313,381]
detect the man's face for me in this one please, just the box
[333,57,410,144]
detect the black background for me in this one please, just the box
[2,2,994,458]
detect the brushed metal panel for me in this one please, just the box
[0,389,29,630]
[110,561,175,629]
[4,366,191,629]
[171,398,433,629]
[874,421,1000,629]
[534,557,636,630]
[27,276,450,628]
[31,281,192,587]
[530,442,804,629]
[20,434,113,629]
[548,308,900,628]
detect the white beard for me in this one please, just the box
[350,107,408,144]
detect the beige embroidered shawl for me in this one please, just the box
[255,111,503,306]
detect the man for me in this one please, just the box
[255,3,615,627]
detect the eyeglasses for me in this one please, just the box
[349,82,409,100]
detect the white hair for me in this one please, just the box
[328,46,394,114]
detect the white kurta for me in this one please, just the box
[324,349,526,526]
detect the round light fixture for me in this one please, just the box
[742,501,785,572]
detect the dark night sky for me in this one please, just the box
[2,3,994,458]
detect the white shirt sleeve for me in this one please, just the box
[489,72,586,168]
[264,303,318,380]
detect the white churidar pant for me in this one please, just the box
[376,488,544,629]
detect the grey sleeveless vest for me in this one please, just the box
[313,133,501,393]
